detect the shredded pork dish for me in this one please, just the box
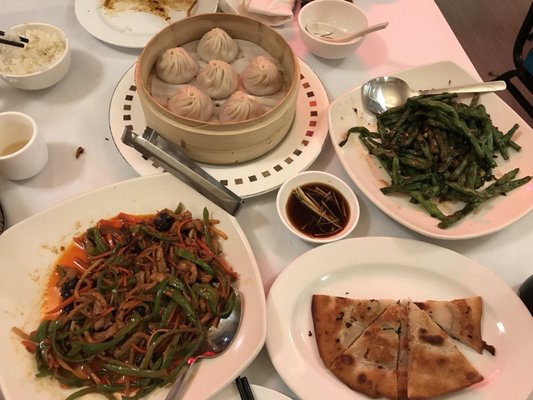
[14,205,238,399]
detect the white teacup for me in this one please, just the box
[0,112,48,180]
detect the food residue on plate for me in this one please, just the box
[101,0,198,21]
[75,146,85,159]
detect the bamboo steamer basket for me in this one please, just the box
[135,13,300,165]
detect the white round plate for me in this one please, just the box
[75,0,219,48]
[211,383,294,400]
[266,236,533,400]
[109,58,329,198]
[0,173,266,400]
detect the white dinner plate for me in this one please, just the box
[266,236,533,400]
[0,173,266,400]
[210,383,294,400]
[75,0,218,48]
[109,58,330,198]
[328,61,533,240]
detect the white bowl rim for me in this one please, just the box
[297,0,369,46]
[276,170,360,244]
[0,22,70,78]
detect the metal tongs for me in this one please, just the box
[121,127,244,216]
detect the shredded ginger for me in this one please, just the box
[0,28,65,75]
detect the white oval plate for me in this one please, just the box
[328,61,533,240]
[266,236,533,400]
[108,58,329,198]
[75,0,218,48]
[0,173,266,400]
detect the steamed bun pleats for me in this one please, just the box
[156,47,199,84]
[167,86,214,121]
[242,56,283,96]
[196,60,239,99]
[219,91,265,123]
[197,28,239,63]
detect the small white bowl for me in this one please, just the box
[297,0,368,59]
[276,170,360,244]
[0,111,48,180]
[0,22,71,90]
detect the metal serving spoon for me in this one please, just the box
[362,76,507,114]
[165,288,242,400]
[305,21,388,42]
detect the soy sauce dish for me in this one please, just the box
[276,171,360,243]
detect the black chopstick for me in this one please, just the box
[0,37,25,48]
[0,30,28,42]
[0,30,28,48]
[235,376,255,400]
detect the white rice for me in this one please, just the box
[0,28,66,75]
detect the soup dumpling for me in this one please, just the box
[156,47,199,84]
[196,60,239,99]
[242,55,283,96]
[219,91,265,123]
[167,85,214,121]
[197,28,239,63]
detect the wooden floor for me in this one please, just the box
[435,0,532,127]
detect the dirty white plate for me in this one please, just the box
[108,58,329,198]
[0,173,266,400]
[75,0,218,48]
[328,61,533,240]
[267,236,533,400]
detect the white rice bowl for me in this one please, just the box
[0,22,71,90]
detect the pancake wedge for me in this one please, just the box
[414,296,495,355]
[406,302,483,399]
[312,295,394,367]
[330,302,404,400]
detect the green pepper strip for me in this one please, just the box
[151,278,169,320]
[77,312,141,354]
[193,283,219,315]
[168,276,186,291]
[161,333,183,369]
[174,248,216,276]
[219,289,236,319]
[86,227,109,255]
[202,207,216,254]
[139,330,177,370]
[159,336,204,386]
[96,268,118,292]
[175,202,185,214]
[139,225,177,241]
[169,288,200,328]
[49,320,95,363]
[159,301,177,328]
[103,363,168,378]
[32,321,51,373]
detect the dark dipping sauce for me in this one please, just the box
[286,182,350,239]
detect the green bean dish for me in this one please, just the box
[339,93,531,229]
